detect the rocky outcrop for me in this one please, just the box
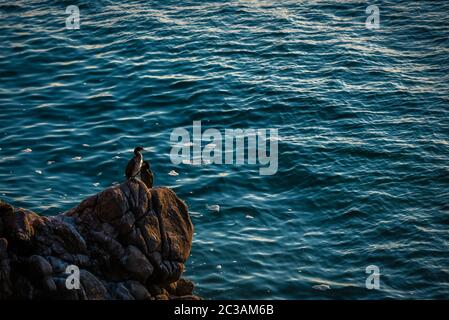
[0,179,199,300]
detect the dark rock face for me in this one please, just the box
[0,180,199,300]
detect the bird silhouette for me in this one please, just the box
[141,160,154,188]
[125,146,144,180]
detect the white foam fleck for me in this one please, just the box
[190,211,203,218]
[168,170,179,176]
[35,170,42,174]
[72,156,82,160]
[207,204,220,212]
[23,148,32,153]
[312,284,331,291]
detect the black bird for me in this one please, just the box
[125,146,144,180]
[141,160,154,189]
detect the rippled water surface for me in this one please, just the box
[1,0,449,299]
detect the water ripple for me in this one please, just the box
[1,0,449,299]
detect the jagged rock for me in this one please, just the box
[174,279,195,296]
[148,283,162,296]
[29,255,52,276]
[0,180,200,300]
[0,238,12,298]
[28,255,56,292]
[80,270,109,300]
[121,245,153,282]
[125,280,151,300]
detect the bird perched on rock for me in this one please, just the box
[141,160,154,189]
[125,146,144,180]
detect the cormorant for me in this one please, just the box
[141,160,154,188]
[125,146,144,180]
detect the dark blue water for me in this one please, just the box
[1,0,449,299]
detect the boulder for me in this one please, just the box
[0,180,200,300]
